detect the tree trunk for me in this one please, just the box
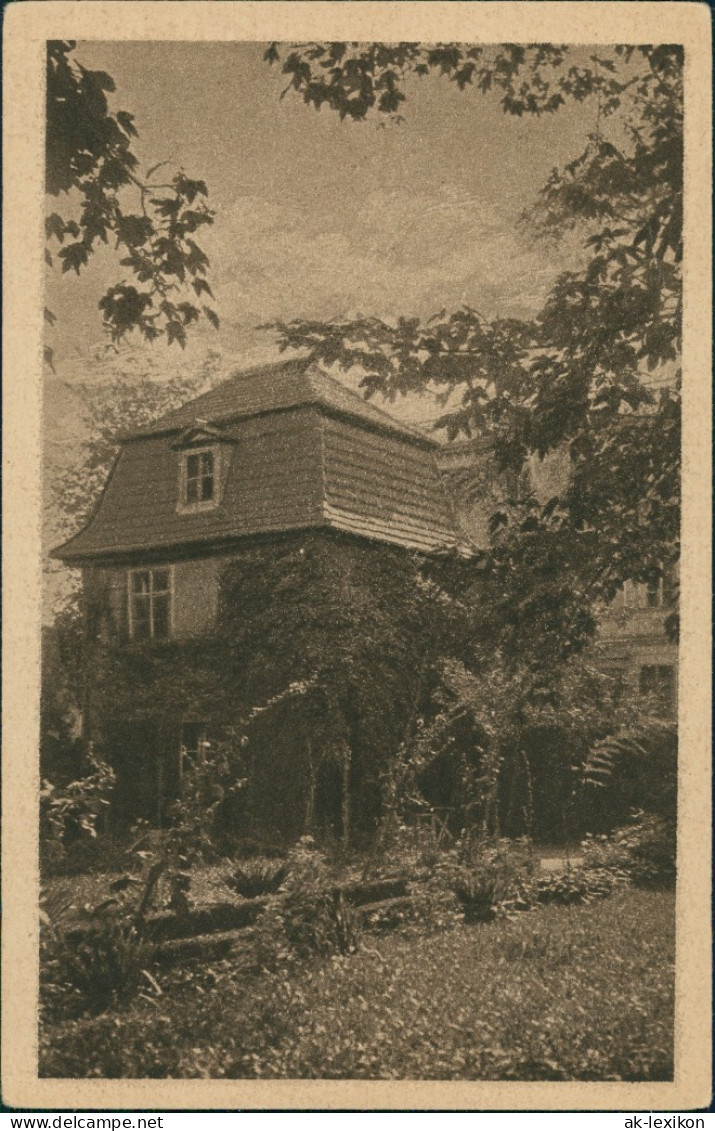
[520,748,534,838]
[304,736,315,834]
[340,744,351,850]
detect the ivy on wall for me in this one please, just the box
[82,532,450,842]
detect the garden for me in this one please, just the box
[39,751,676,1081]
[37,37,682,1083]
[39,531,678,1081]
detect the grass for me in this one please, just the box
[39,888,674,1081]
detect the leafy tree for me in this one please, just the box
[45,41,218,367]
[265,43,682,635]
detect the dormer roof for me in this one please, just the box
[169,422,235,449]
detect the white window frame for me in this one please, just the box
[127,566,174,641]
[177,445,221,514]
[622,577,676,609]
[645,576,677,609]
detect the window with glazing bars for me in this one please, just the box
[128,569,172,640]
[183,450,215,505]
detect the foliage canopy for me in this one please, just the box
[266,43,682,626]
[45,41,218,366]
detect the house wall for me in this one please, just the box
[174,557,221,636]
[595,582,678,714]
[83,530,423,841]
[83,557,224,640]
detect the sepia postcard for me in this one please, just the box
[2,0,712,1112]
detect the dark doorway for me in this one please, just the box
[314,756,344,842]
[108,721,180,826]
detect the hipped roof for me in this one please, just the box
[128,357,435,447]
[54,358,459,563]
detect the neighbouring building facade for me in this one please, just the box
[593,577,678,719]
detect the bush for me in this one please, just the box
[40,755,116,874]
[43,920,155,1016]
[450,837,537,921]
[535,864,625,906]
[580,722,677,831]
[452,870,501,922]
[40,852,165,1019]
[282,889,363,957]
[582,812,676,889]
[375,819,450,877]
[533,812,675,907]
[253,837,362,965]
[226,860,290,899]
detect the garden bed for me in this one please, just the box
[39,888,674,1080]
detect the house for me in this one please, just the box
[53,357,460,840]
[53,357,677,840]
[593,576,678,719]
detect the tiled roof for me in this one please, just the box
[54,360,458,562]
[130,357,435,446]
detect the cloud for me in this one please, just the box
[206,185,582,327]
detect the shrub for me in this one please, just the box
[535,864,624,906]
[40,754,116,873]
[40,853,165,1019]
[252,837,362,965]
[451,837,537,921]
[582,812,676,889]
[283,889,363,957]
[43,920,155,1016]
[226,860,290,899]
[580,722,677,830]
[452,870,502,922]
[375,819,450,879]
[533,812,675,906]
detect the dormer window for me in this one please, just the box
[183,448,215,506]
[173,422,232,514]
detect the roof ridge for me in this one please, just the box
[223,354,313,383]
[126,354,436,446]
[303,362,436,443]
[125,356,313,438]
[305,364,400,422]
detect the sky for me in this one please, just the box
[46,41,597,369]
[44,40,599,611]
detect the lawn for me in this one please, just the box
[39,888,674,1081]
